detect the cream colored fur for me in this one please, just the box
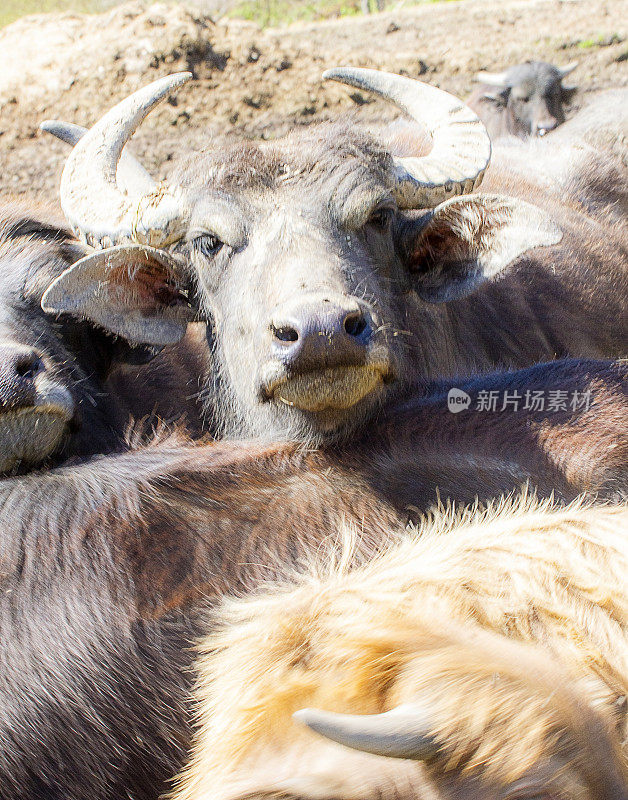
[175,497,628,800]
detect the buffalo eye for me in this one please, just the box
[192,233,224,258]
[366,207,394,231]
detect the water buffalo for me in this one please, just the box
[467,60,578,138]
[0,203,208,472]
[177,499,628,800]
[42,69,626,447]
[0,357,626,800]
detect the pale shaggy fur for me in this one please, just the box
[174,498,628,800]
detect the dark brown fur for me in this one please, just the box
[105,323,211,436]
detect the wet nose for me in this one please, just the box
[0,345,44,410]
[270,296,372,373]
[534,117,558,136]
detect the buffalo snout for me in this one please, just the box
[0,340,75,472]
[0,344,44,410]
[258,293,391,417]
[270,294,372,374]
[533,116,559,137]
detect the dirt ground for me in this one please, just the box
[0,0,626,202]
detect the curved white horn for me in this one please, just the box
[324,67,491,209]
[41,120,155,196]
[557,61,579,79]
[474,71,509,87]
[58,72,192,249]
[293,705,439,761]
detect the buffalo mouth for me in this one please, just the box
[264,365,389,414]
[0,388,75,472]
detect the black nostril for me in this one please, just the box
[344,312,367,338]
[272,325,299,343]
[15,354,43,380]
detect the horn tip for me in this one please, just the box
[292,707,349,741]
[323,66,363,83]
[172,71,194,85]
[292,708,318,727]
[322,67,343,81]
[154,71,194,95]
[293,707,339,738]
[40,119,87,146]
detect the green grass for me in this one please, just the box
[0,0,116,28]
[576,32,623,49]
[229,0,359,27]
[0,0,463,29]
[228,0,462,27]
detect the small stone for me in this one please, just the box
[276,57,292,71]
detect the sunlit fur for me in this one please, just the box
[177,497,628,800]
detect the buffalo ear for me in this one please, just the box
[402,194,562,303]
[41,244,196,346]
[561,85,578,103]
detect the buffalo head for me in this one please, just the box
[475,60,578,137]
[42,69,560,443]
[0,209,177,471]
